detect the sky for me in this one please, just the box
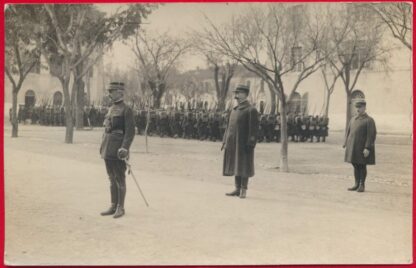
[97,3,254,72]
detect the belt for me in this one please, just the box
[107,129,124,134]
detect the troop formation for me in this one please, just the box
[134,110,329,143]
[13,105,330,143]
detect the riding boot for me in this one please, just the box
[348,176,360,191]
[113,204,125,218]
[100,183,118,216]
[240,177,249,199]
[226,176,241,196]
[101,203,117,216]
[357,177,366,192]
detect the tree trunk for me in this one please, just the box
[217,97,226,111]
[11,90,19,138]
[75,77,85,130]
[345,92,352,133]
[270,90,276,115]
[279,98,289,172]
[153,83,165,109]
[144,100,151,153]
[324,90,331,119]
[62,80,74,144]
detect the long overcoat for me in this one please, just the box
[223,101,259,177]
[100,101,135,160]
[344,113,377,165]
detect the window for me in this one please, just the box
[291,46,303,72]
[346,3,373,22]
[288,5,305,31]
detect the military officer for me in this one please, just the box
[100,82,135,218]
[343,99,377,193]
[222,84,259,199]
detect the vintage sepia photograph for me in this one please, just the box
[3,2,413,265]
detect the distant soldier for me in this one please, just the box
[308,115,317,142]
[287,112,295,142]
[159,111,169,137]
[258,114,268,142]
[223,85,259,199]
[266,114,277,142]
[100,82,135,218]
[318,116,329,142]
[275,113,281,143]
[343,99,376,193]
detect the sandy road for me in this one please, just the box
[4,125,412,265]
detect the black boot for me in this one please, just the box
[226,176,241,196]
[240,177,248,199]
[348,177,360,191]
[101,183,118,216]
[357,179,365,192]
[226,189,240,196]
[100,204,117,216]
[113,205,125,218]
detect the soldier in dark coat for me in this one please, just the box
[100,82,135,218]
[222,84,259,199]
[343,99,376,193]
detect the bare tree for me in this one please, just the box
[42,4,153,143]
[327,4,389,130]
[5,5,42,137]
[199,4,328,172]
[368,2,412,50]
[132,30,190,109]
[320,63,343,119]
[192,33,237,111]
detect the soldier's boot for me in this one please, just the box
[114,182,126,218]
[357,178,366,193]
[226,176,241,197]
[100,204,117,216]
[322,137,326,142]
[100,184,118,216]
[113,205,125,218]
[348,177,360,191]
[240,177,249,199]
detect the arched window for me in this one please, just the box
[53,91,63,107]
[288,92,301,114]
[25,90,36,107]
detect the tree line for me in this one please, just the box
[5,3,411,172]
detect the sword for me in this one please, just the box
[123,158,150,207]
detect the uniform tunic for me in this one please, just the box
[344,113,377,165]
[100,101,135,160]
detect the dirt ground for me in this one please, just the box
[3,125,412,265]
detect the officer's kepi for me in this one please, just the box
[233,84,250,94]
[107,82,125,91]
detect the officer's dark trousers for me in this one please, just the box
[105,160,127,207]
[352,163,367,183]
[235,176,249,190]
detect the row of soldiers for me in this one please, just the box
[14,105,329,143]
[134,110,329,143]
[14,105,109,127]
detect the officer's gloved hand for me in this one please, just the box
[118,148,128,160]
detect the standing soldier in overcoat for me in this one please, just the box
[100,82,135,218]
[222,84,259,199]
[343,99,377,193]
